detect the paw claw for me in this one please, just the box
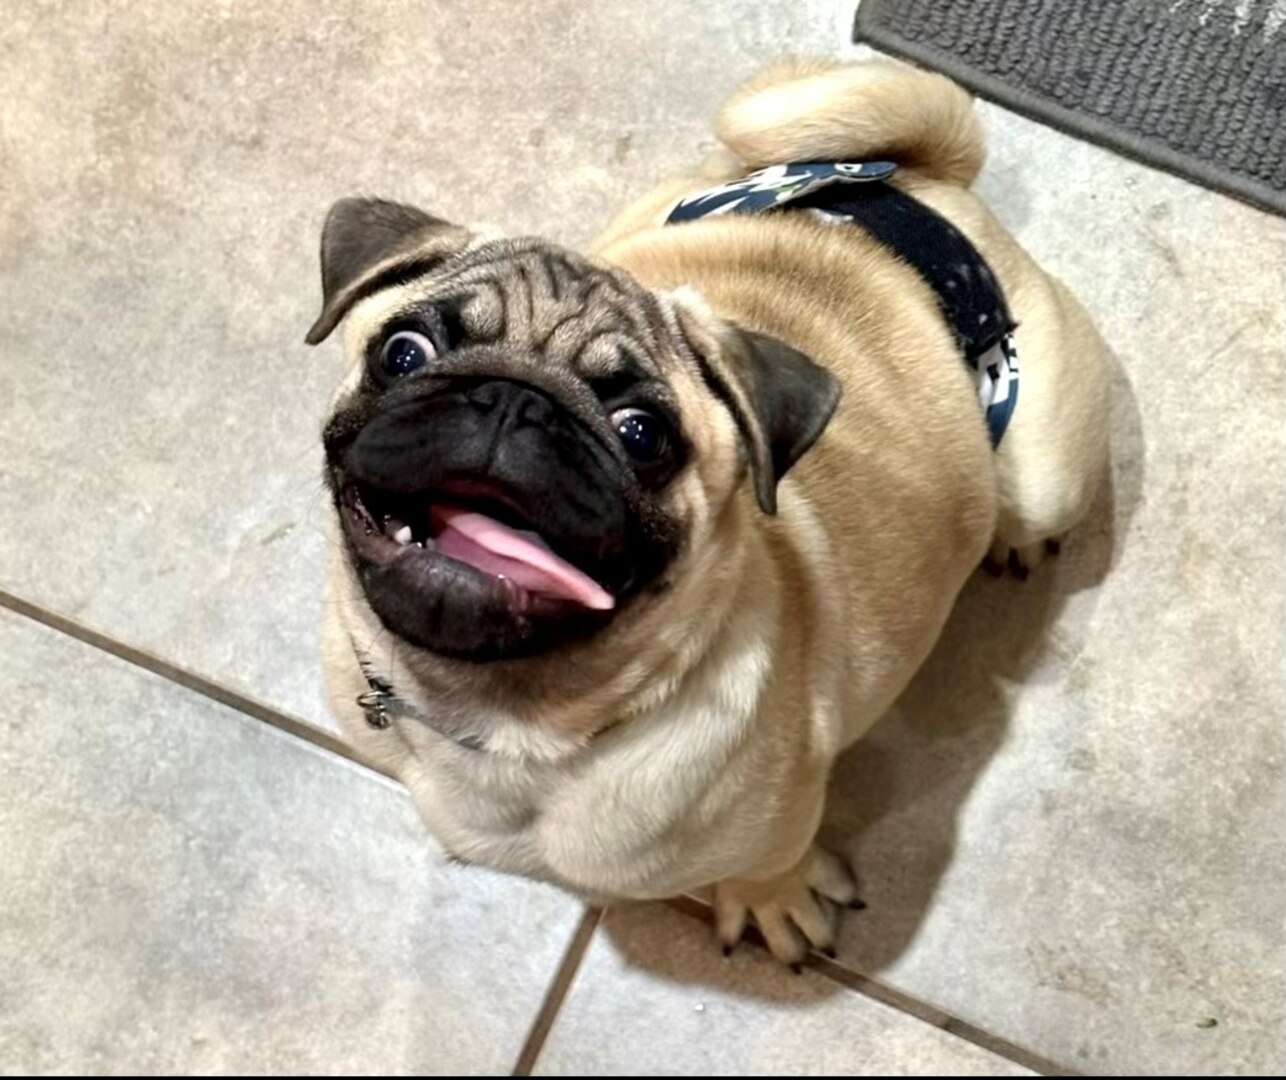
[713,845,865,967]
[789,962,803,976]
[847,898,867,911]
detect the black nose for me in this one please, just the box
[464,380,558,428]
[341,377,617,505]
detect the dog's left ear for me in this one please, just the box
[304,197,473,345]
[671,290,841,515]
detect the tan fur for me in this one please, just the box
[322,60,1111,963]
[716,58,985,185]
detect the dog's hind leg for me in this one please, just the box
[986,275,1113,578]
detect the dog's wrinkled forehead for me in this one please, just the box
[415,239,676,381]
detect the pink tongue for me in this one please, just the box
[430,505,615,610]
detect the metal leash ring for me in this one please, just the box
[355,687,392,730]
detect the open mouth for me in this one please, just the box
[339,479,616,613]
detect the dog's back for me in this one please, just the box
[706,59,1113,573]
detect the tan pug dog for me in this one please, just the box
[308,59,1110,966]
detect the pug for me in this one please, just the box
[308,59,1111,965]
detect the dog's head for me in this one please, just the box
[310,198,839,663]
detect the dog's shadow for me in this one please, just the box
[601,359,1144,999]
[822,522,1107,971]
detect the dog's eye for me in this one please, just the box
[380,331,436,377]
[611,407,668,463]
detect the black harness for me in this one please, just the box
[666,161,1019,445]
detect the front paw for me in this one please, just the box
[712,846,864,969]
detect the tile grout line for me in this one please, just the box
[0,587,396,782]
[811,956,1078,1077]
[1,585,608,1075]
[664,896,1078,1077]
[0,588,1075,1074]
[511,906,604,1076]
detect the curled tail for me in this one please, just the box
[714,59,984,187]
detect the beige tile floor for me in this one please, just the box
[1,0,1282,1074]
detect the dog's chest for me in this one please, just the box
[403,740,553,847]
[398,728,648,889]
[400,741,640,891]
[394,621,783,896]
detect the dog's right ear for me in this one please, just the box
[304,198,473,345]
[670,289,840,516]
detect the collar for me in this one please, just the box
[350,633,488,752]
[349,634,630,758]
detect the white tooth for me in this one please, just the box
[393,525,412,545]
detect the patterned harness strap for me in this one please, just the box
[666,161,1019,448]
